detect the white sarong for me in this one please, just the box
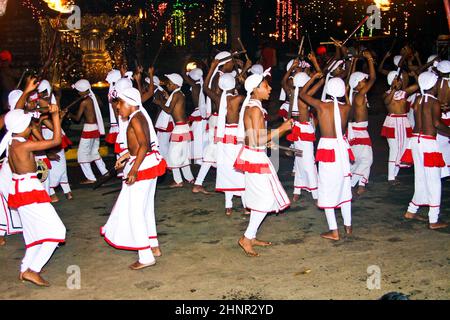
[78,123,102,163]
[348,121,373,187]
[167,123,192,169]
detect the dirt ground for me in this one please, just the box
[0,112,449,300]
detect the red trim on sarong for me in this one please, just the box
[136,159,167,181]
[442,118,450,127]
[278,109,288,119]
[189,115,203,123]
[351,126,368,131]
[81,130,101,139]
[26,238,65,249]
[105,132,118,145]
[170,131,193,142]
[216,188,245,192]
[388,114,407,118]
[381,126,395,138]
[156,122,174,133]
[350,137,372,146]
[316,149,335,162]
[43,157,52,170]
[400,149,413,165]
[114,143,126,154]
[294,186,318,191]
[406,127,413,138]
[411,201,440,208]
[318,199,352,209]
[424,152,446,168]
[214,135,238,144]
[8,189,51,209]
[412,133,436,140]
[233,147,271,174]
[61,135,73,149]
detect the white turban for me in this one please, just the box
[145,76,164,93]
[286,59,294,71]
[321,60,345,101]
[114,78,133,96]
[72,79,105,135]
[124,71,133,80]
[291,72,311,114]
[418,71,438,103]
[238,68,271,140]
[249,64,264,75]
[37,80,52,95]
[8,90,23,110]
[437,60,450,74]
[349,72,369,105]
[393,55,402,67]
[326,77,346,99]
[188,68,203,81]
[0,109,33,157]
[106,69,121,85]
[205,51,232,116]
[165,73,183,88]
[427,55,438,64]
[117,87,159,151]
[216,73,236,139]
[387,70,400,86]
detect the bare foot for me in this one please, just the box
[80,179,96,185]
[187,180,195,185]
[429,221,449,230]
[388,179,401,186]
[225,208,232,216]
[169,182,184,189]
[320,230,340,241]
[292,194,300,203]
[0,236,5,246]
[404,212,427,222]
[252,239,272,247]
[356,186,366,196]
[129,260,156,270]
[238,236,259,257]
[192,185,211,195]
[152,247,162,257]
[50,194,59,203]
[243,209,251,215]
[21,269,50,287]
[344,226,352,235]
[65,192,74,200]
[291,171,296,177]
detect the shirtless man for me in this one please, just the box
[1,106,66,286]
[193,52,235,194]
[347,51,376,195]
[208,70,247,215]
[300,74,353,241]
[382,72,418,184]
[235,72,292,256]
[403,71,449,229]
[69,80,108,184]
[435,61,450,170]
[154,74,194,187]
[102,87,166,269]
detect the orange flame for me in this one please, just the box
[374,0,391,11]
[42,0,73,13]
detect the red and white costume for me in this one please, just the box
[215,74,246,209]
[73,80,108,181]
[101,91,167,265]
[348,121,373,187]
[41,126,72,196]
[381,90,413,181]
[155,110,174,160]
[105,70,122,147]
[437,110,450,176]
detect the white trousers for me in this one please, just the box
[324,202,352,230]
[172,166,195,184]
[244,211,267,240]
[80,159,108,181]
[21,242,59,273]
[225,192,246,209]
[195,163,212,186]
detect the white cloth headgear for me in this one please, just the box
[291,72,311,114]
[387,70,400,86]
[418,71,438,93]
[114,78,133,96]
[37,80,52,95]
[165,73,183,87]
[326,77,346,99]
[349,72,369,105]
[106,69,122,85]
[437,60,450,74]
[205,52,232,116]
[8,90,23,110]
[187,68,203,81]
[393,55,402,67]
[0,109,33,157]
[249,64,264,75]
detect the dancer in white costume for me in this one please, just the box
[193,52,235,194]
[1,108,66,287]
[101,88,167,269]
[235,70,292,257]
[69,79,108,183]
[402,71,449,230]
[300,74,353,241]
[347,51,376,195]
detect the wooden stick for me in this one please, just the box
[307,32,313,52]
[297,36,305,57]
[341,16,370,47]
[151,43,163,67]
[268,144,303,157]
[237,37,250,61]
